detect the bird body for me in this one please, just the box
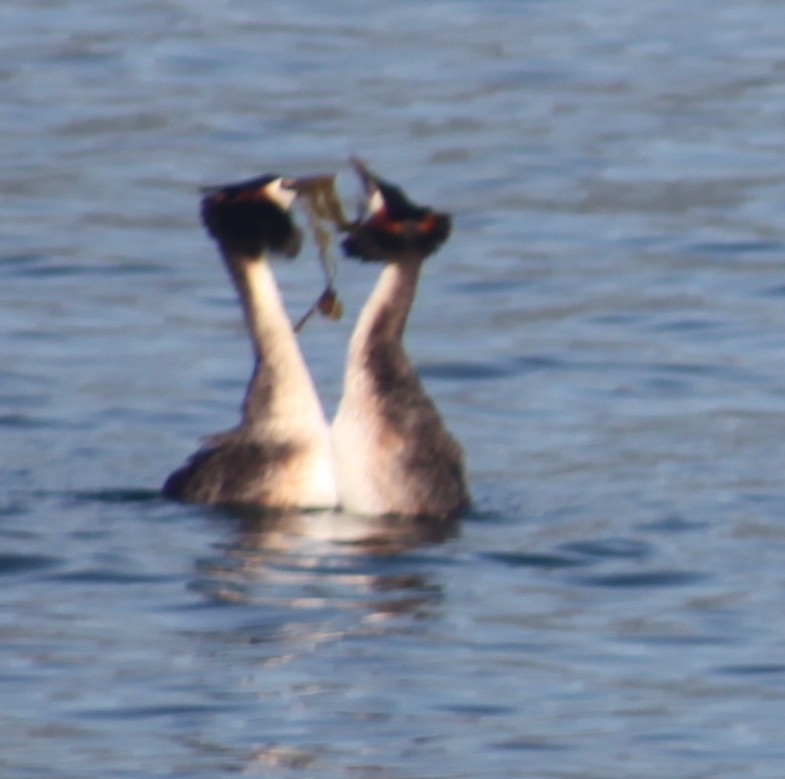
[331,161,469,519]
[163,164,468,519]
[163,175,337,510]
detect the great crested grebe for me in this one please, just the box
[163,174,337,509]
[330,160,470,519]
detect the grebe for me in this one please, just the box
[330,160,470,519]
[163,175,337,509]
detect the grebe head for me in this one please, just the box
[342,158,451,263]
[200,174,302,258]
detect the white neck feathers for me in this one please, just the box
[346,263,413,361]
[243,257,330,440]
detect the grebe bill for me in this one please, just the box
[331,160,469,519]
[163,175,337,509]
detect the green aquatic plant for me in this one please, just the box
[291,173,357,332]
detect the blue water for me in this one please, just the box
[4,1,785,776]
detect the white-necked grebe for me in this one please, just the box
[330,160,469,519]
[163,175,337,509]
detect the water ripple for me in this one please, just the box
[571,570,708,589]
[0,553,60,577]
[480,551,586,570]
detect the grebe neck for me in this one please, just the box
[332,257,467,519]
[225,251,327,438]
[347,260,421,371]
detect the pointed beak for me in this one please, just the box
[349,156,379,197]
[283,174,336,195]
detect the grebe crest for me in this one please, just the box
[200,174,301,258]
[163,174,337,509]
[342,158,451,263]
[331,159,469,520]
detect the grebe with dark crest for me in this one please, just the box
[163,174,337,509]
[331,159,470,519]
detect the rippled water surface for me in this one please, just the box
[5,1,785,776]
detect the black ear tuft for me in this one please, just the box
[342,211,451,263]
[201,184,300,258]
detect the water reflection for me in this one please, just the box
[182,508,461,777]
[232,507,458,554]
[193,508,458,622]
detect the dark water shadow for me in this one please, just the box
[418,360,518,381]
[715,664,785,676]
[479,536,655,572]
[67,488,163,504]
[0,552,61,576]
[569,570,708,589]
[479,550,587,570]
